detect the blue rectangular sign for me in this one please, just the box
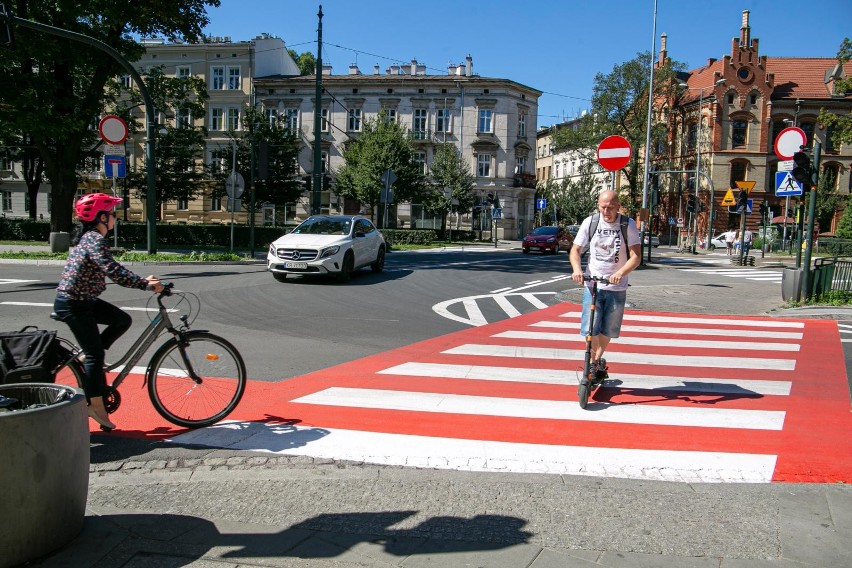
[104,155,126,178]
[775,171,803,196]
[535,198,547,210]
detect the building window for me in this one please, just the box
[732,120,747,148]
[320,151,329,174]
[265,107,278,127]
[436,108,451,133]
[414,151,426,174]
[2,191,12,211]
[800,121,815,149]
[477,154,492,177]
[211,194,222,211]
[210,107,224,130]
[825,124,837,153]
[381,108,397,124]
[347,108,362,132]
[176,108,191,129]
[823,164,840,191]
[321,108,330,132]
[555,162,561,178]
[284,108,298,132]
[517,111,526,137]
[227,108,240,131]
[177,197,189,211]
[413,108,428,138]
[228,67,241,90]
[687,123,697,150]
[729,161,747,188]
[211,67,225,90]
[176,66,191,79]
[119,75,131,89]
[478,109,493,133]
[770,120,787,152]
[208,154,226,175]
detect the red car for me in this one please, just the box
[522,226,573,255]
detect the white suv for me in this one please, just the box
[267,215,386,283]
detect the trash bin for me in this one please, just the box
[781,267,803,302]
[0,384,89,568]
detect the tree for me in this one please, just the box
[539,160,600,226]
[209,106,303,218]
[0,1,219,233]
[424,143,476,234]
[0,131,44,220]
[818,38,852,148]
[815,166,847,234]
[551,52,683,215]
[335,113,425,224]
[288,49,316,76]
[122,66,209,210]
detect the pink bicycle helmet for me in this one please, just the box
[75,193,123,222]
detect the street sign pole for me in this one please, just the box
[801,142,822,300]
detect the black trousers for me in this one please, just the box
[53,296,132,399]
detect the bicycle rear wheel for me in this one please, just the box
[147,331,246,428]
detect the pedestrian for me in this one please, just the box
[724,230,735,255]
[742,228,754,256]
[569,190,641,383]
[53,193,164,430]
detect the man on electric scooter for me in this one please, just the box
[569,190,642,383]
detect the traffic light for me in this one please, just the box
[759,201,768,219]
[686,194,696,213]
[303,175,311,192]
[737,190,748,210]
[792,150,814,186]
[322,174,331,190]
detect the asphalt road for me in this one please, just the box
[0,248,846,387]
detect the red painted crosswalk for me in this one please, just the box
[84,304,852,483]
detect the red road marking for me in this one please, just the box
[73,305,852,483]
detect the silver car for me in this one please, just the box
[267,215,386,283]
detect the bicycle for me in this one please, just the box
[577,275,610,410]
[51,282,247,430]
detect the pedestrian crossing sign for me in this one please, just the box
[720,189,736,206]
[775,171,803,196]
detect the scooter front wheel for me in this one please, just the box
[578,380,590,409]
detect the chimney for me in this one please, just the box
[321,65,332,76]
[465,54,472,77]
[707,57,717,66]
[410,59,417,75]
[348,64,361,75]
[659,33,667,66]
[740,9,750,46]
[374,64,380,75]
[387,64,400,75]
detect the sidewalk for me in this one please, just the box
[34,448,852,567]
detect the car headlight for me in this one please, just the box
[547,237,556,243]
[320,245,341,259]
[269,244,276,256]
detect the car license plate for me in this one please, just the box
[530,246,539,251]
[284,261,307,269]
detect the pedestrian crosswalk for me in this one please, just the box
[164,304,852,485]
[660,257,784,283]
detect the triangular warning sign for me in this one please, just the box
[720,189,736,206]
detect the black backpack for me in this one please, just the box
[0,327,59,384]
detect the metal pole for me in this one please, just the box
[801,142,821,299]
[795,198,805,267]
[782,195,790,252]
[312,5,323,216]
[111,173,119,248]
[230,140,236,252]
[639,0,659,264]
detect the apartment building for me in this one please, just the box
[536,117,616,193]
[253,56,541,238]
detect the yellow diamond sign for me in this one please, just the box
[721,189,736,206]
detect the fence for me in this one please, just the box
[810,257,852,299]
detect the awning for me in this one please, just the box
[771,216,795,224]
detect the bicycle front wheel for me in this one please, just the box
[147,331,246,428]
[54,357,85,390]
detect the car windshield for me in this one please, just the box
[531,227,558,236]
[292,218,352,236]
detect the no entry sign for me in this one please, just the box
[774,127,806,160]
[597,135,632,171]
[98,115,128,145]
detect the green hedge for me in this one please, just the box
[382,229,437,245]
[817,238,852,257]
[0,218,286,249]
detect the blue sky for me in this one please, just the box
[201,0,851,128]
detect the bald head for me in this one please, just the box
[597,190,620,222]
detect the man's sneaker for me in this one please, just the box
[594,358,609,383]
[584,359,597,382]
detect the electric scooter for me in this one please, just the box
[578,275,610,409]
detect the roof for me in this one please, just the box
[255,73,543,96]
[678,58,851,103]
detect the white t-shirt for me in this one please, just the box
[573,214,641,291]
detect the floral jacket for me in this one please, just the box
[56,230,147,301]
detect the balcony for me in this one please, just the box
[513,173,536,188]
[410,129,432,142]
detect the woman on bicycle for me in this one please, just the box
[53,193,164,429]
